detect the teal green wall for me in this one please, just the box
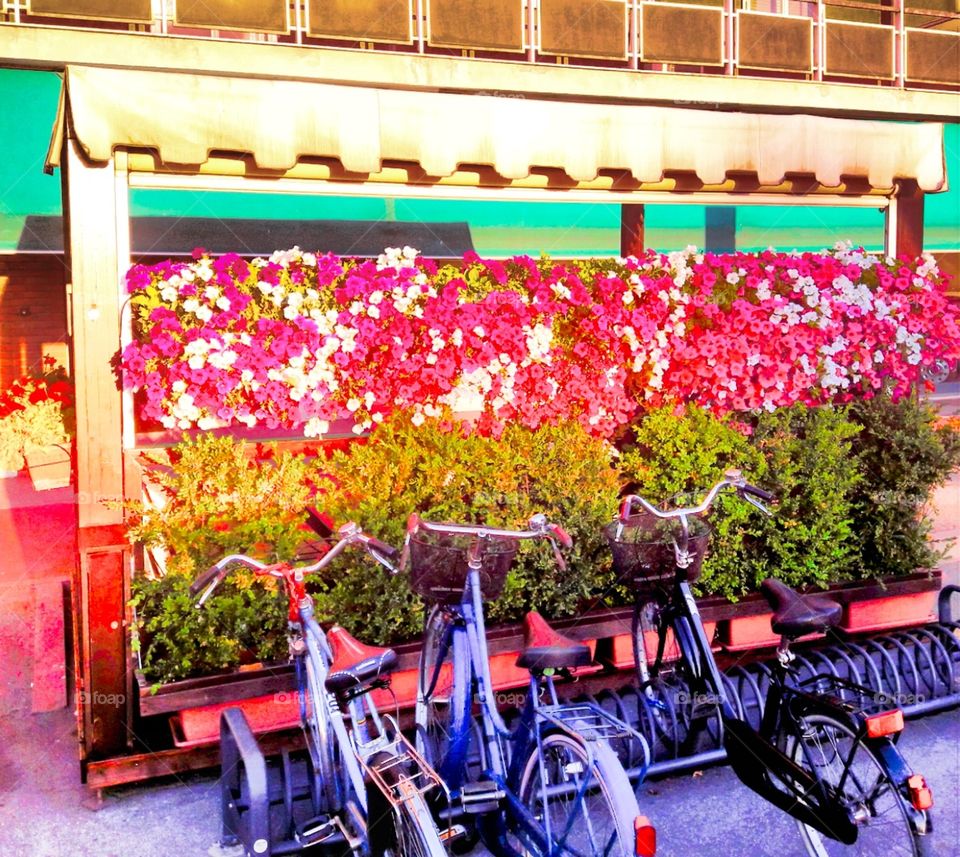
[1,67,957,256]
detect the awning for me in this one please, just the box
[46,65,946,192]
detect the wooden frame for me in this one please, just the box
[537,0,630,60]
[904,28,960,86]
[823,19,896,80]
[639,2,725,66]
[26,0,152,24]
[303,0,415,45]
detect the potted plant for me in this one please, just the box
[0,358,74,490]
[0,418,23,477]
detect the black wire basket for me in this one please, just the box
[408,531,517,604]
[604,514,711,591]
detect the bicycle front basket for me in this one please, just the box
[408,531,517,604]
[604,514,711,590]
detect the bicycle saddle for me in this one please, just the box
[760,578,842,638]
[325,626,399,694]
[516,611,593,671]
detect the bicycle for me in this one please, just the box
[407,512,656,857]
[191,522,456,856]
[609,472,934,856]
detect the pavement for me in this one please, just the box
[0,383,957,857]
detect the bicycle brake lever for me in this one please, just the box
[551,539,567,573]
[742,492,772,516]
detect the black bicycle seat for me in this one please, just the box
[516,611,593,671]
[325,625,399,694]
[760,578,842,638]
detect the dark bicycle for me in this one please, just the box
[608,471,933,856]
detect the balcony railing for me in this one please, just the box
[2,0,957,91]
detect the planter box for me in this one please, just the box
[606,622,718,670]
[25,444,71,490]
[840,590,937,633]
[137,570,943,748]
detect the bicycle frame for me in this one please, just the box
[436,563,647,856]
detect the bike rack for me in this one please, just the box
[564,611,960,781]
[216,708,351,857]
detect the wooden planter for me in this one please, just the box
[24,444,71,490]
[131,569,944,758]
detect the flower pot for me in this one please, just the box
[24,444,71,490]
[606,623,718,669]
[840,591,937,634]
[170,692,301,748]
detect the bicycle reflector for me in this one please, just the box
[635,816,656,857]
[864,709,904,738]
[907,775,933,811]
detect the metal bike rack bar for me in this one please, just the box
[565,614,960,780]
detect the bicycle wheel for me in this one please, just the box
[784,714,927,857]
[416,605,472,786]
[517,732,640,856]
[366,753,448,857]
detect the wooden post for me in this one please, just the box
[886,179,925,259]
[893,179,924,257]
[620,203,645,257]
[62,135,131,763]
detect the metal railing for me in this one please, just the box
[2,0,956,91]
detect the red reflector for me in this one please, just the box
[635,815,656,857]
[865,709,904,738]
[907,774,933,810]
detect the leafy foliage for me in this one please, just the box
[848,395,960,577]
[315,414,620,644]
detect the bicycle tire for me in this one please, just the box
[366,752,448,857]
[783,713,928,857]
[416,605,472,788]
[516,732,640,857]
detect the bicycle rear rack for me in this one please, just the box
[361,728,445,809]
[539,701,652,773]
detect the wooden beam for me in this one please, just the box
[620,203,645,257]
[62,136,131,763]
[895,179,925,259]
[62,136,125,525]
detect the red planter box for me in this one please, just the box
[171,693,300,748]
[606,623,718,669]
[840,590,937,633]
[720,612,823,652]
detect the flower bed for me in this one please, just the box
[118,245,960,686]
[120,245,960,439]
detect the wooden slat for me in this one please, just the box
[738,12,813,73]
[28,0,152,22]
[825,21,895,79]
[174,0,288,34]
[306,0,413,43]
[906,29,960,85]
[539,0,628,59]
[428,0,524,51]
[641,5,724,66]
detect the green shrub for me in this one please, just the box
[618,404,863,598]
[617,405,765,600]
[126,435,320,684]
[847,395,960,578]
[744,404,862,593]
[315,414,621,644]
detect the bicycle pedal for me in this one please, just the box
[297,815,350,848]
[440,823,469,844]
[459,780,506,814]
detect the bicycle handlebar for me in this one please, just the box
[619,470,775,524]
[403,512,572,571]
[190,522,400,607]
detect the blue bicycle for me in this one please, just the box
[406,513,655,857]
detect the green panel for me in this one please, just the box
[129,190,389,221]
[0,69,63,224]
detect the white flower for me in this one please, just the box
[160,286,178,302]
[346,398,362,413]
[411,411,425,427]
[367,305,380,319]
[196,306,213,323]
[204,286,219,301]
[473,326,485,338]
[216,296,231,311]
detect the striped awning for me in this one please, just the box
[47,65,946,192]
